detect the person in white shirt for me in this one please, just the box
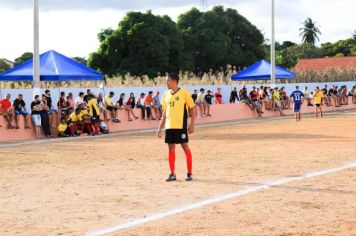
[75,92,84,109]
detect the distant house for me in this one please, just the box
[1,58,14,68]
[294,56,356,73]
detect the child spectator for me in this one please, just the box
[214,88,223,104]
[204,90,213,116]
[68,107,82,136]
[191,90,198,103]
[13,94,31,129]
[57,118,70,137]
[196,88,206,117]
[0,94,15,129]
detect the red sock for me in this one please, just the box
[184,149,193,174]
[169,151,175,174]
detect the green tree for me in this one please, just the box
[177,6,265,72]
[72,57,87,65]
[276,44,322,68]
[299,18,321,45]
[97,28,114,42]
[321,38,356,57]
[88,11,184,77]
[0,59,11,73]
[14,52,33,66]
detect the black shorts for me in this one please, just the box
[165,129,189,144]
[106,105,117,111]
[315,104,321,107]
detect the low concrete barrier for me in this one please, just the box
[1,101,356,142]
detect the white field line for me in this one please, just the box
[85,161,356,236]
[1,109,355,149]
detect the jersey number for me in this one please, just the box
[169,101,175,107]
[295,94,301,101]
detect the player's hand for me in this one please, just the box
[188,124,194,134]
[157,128,163,138]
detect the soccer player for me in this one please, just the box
[290,86,305,121]
[157,73,196,182]
[313,87,324,118]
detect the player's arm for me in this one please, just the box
[157,110,166,138]
[188,106,196,134]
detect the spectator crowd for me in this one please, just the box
[1,85,356,139]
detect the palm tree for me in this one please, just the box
[299,18,321,45]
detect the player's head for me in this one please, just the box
[296,86,299,90]
[166,73,179,89]
[316,86,320,91]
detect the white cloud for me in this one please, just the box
[0,0,355,61]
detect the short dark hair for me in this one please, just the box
[18,94,23,97]
[79,92,84,96]
[45,89,50,94]
[168,73,179,83]
[109,91,114,95]
[149,91,153,95]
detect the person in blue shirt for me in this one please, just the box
[290,86,305,121]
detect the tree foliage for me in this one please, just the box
[299,18,321,45]
[0,59,11,73]
[14,52,33,66]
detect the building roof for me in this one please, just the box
[294,56,356,73]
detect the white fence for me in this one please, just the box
[1,81,356,111]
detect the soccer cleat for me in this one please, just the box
[186,173,193,181]
[166,174,176,182]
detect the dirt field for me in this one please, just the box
[0,112,356,236]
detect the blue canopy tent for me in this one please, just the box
[0,50,103,81]
[231,60,296,81]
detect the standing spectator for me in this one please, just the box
[196,88,206,117]
[144,91,155,120]
[75,92,85,108]
[41,94,52,138]
[249,87,263,117]
[45,89,59,127]
[13,94,31,129]
[229,87,239,103]
[88,94,101,135]
[273,87,285,116]
[313,87,324,118]
[104,91,120,123]
[117,93,138,121]
[303,86,313,106]
[280,87,290,110]
[191,90,198,103]
[153,91,162,120]
[290,86,304,121]
[66,92,75,109]
[83,89,91,103]
[31,95,43,139]
[0,94,15,129]
[204,90,213,116]
[261,87,271,111]
[214,88,223,104]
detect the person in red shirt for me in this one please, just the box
[0,94,15,129]
[144,91,156,120]
[249,87,263,117]
[214,88,223,104]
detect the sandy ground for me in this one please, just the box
[0,112,355,236]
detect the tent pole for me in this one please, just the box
[33,0,40,97]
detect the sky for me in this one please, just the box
[0,0,355,61]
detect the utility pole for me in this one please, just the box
[270,0,276,85]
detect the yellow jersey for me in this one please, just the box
[68,112,80,122]
[80,109,89,120]
[88,98,100,117]
[314,91,323,104]
[58,123,68,132]
[161,88,195,129]
[273,91,280,102]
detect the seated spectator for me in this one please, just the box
[116,93,138,121]
[214,88,223,104]
[204,90,213,116]
[127,93,136,109]
[280,87,290,110]
[321,85,331,107]
[67,107,83,136]
[75,92,85,108]
[341,85,348,105]
[328,86,340,107]
[249,87,263,117]
[196,88,206,117]
[136,92,148,120]
[229,87,239,103]
[57,118,70,137]
[31,95,43,139]
[334,86,342,106]
[57,91,70,118]
[97,93,108,121]
[12,94,30,129]
[352,85,356,104]
[83,89,91,103]
[104,91,120,123]
[303,86,313,106]
[239,87,254,111]
[153,91,162,120]
[41,94,52,138]
[261,87,271,111]
[144,91,156,120]
[273,87,285,116]
[0,94,15,129]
